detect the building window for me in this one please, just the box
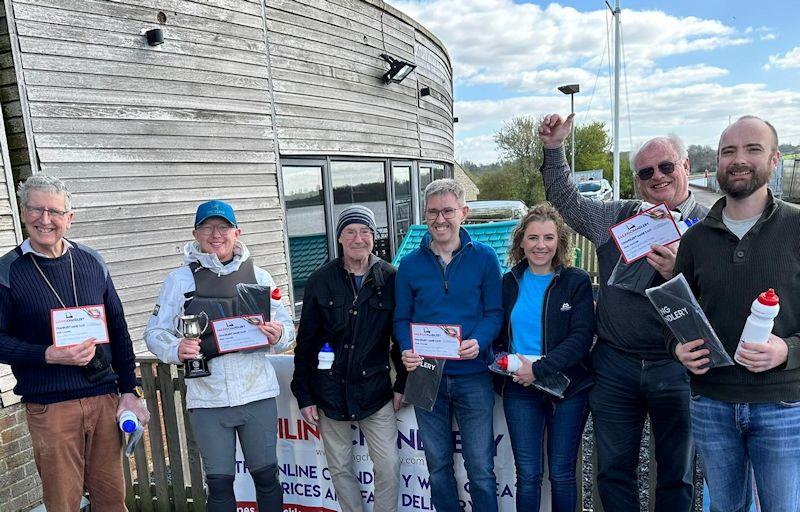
[330,160,390,261]
[281,157,450,315]
[283,164,326,316]
[392,163,413,251]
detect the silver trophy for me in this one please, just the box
[178,312,210,379]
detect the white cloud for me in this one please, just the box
[390,0,749,87]
[388,1,800,163]
[455,135,497,164]
[749,26,777,41]
[631,65,729,90]
[454,84,800,163]
[765,46,800,70]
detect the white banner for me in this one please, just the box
[234,355,551,512]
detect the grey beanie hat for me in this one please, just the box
[336,205,377,238]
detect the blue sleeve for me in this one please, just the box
[393,257,414,351]
[532,273,595,378]
[469,249,504,352]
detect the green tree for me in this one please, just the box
[484,116,633,203]
[573,122,612,172]
[476,163,525,201]
[493,116,544,206]
[687,144,716,174]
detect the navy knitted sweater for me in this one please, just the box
[0,241,137,404]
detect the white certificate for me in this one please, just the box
[609,203,681,263]
[411,323,462,359]
[211,315,269,353]
[50,305,110,347]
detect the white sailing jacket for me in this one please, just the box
[144,240,295,409]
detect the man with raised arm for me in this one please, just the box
[537,114,708,511]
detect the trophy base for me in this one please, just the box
[184,358,211,379]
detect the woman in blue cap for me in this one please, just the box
[145,200,295,511]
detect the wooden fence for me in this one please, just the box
[125,358,206,512]
[573,233,600,285]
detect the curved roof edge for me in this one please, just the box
[363,0,452,69]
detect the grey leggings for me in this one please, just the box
[189,398,282,511]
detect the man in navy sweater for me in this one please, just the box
[394,179,503,512]
[0,174,148,511]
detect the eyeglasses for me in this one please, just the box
[25,205,70,219]
[196,224,234,236]
[340,228,374,240]
[425,208,459,220]
[636,161,677,181]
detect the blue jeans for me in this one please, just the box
[691,395,800,512]
[589,342,694,512]
[415,372,497,512]
[503,384,589,512]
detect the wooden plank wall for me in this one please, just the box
[0,2,22,406]
[5,0,288,354]
[266,0,454,160]
[2,0,453,359]
[0,2,32,184]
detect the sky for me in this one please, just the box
[387,0,800,164]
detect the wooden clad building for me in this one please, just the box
[0,0,453,412]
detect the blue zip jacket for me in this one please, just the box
[494,261,595,398]
[394,228,503,375]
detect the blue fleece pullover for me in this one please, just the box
[393,228,503,375]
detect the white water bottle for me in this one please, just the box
[735,289,780,366]
[317,342,335,370]
[497,353,522,373]
[497,353,540,373]
[118,410,140,434]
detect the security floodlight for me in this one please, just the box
[381,53,416,84]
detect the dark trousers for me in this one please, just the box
[589,342,694,512]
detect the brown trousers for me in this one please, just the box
[25,393,127,512]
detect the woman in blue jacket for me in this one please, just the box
[494,202,595,512]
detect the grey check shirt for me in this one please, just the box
[540,147,699,246]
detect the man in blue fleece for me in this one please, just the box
[395,178,503,512]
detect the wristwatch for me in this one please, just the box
[132,385,145,399]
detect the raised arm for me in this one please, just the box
[538,113,626,245]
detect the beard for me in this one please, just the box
[717,163,771,199]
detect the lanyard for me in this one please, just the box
[29,250,79,308]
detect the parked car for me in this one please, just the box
[577,179,613,201]
[465,200,528,224]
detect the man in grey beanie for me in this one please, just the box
[292,205,406,512]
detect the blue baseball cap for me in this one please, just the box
[194,200,237,228]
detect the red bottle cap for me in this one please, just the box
[758,288,779,306]
[271,288,281,300]
[497,354,509,371]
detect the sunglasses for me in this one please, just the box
[636,161,677,181]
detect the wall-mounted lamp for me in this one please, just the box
[453,117,459,123]
[381,53,416,84]
[420,87,431,97]
[145,28,164,46]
